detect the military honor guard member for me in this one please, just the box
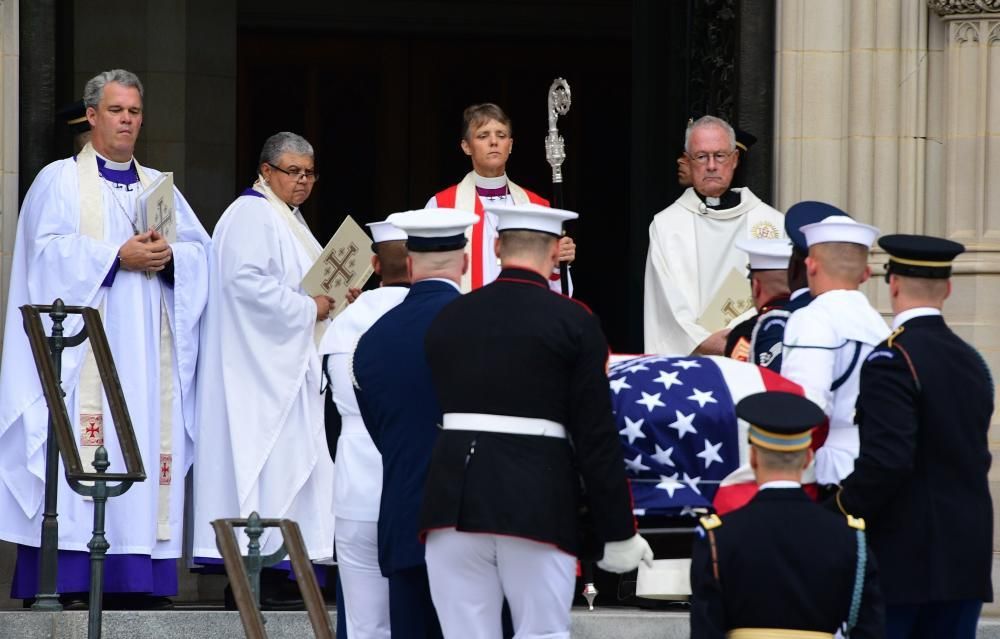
[192,133,335,606]
[749,201,850,371]
[0,69,211,607]
[419,203,653,639]
[723,238,791,362]
[425,102,575,293]
[833,235,993,639]
[352,209,479,639]
[690,391,884,638]
[644,115,785,357]
[780,213,889,489]
[318,219,409,639]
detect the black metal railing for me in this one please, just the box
[21,300,147,638]
[213,513,334,639]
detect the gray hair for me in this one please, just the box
[684,115,736,153]
[258,132,314,167]
[82,69,144,110]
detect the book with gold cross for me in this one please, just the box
[301,215,375,316]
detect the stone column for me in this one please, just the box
[0,0,18,609]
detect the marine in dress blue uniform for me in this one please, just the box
[749,201,851,370]
[351,209,478,639]
[833,235,993,639]
[690,392,884,639]
[420,204,652,639]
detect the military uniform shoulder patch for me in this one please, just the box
[846,514,866,531]
[700,514,723,530]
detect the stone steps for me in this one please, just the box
[2,608,1000,639]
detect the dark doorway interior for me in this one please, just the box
[238,30,636,349]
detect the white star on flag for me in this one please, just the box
[687,387,718,408]
[683,472,702,494]
[619,416,646,445]
[653,370,683,391]
[696,438,724,468]
[655,473,684,498]
[636,391,666,412]
[667,410,697,439]
[609,377,632,394]
[624,453,651,474]
[672,359,701,370]
[626,362,650,373]
[651,443,675,467]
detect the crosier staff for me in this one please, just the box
[545,78,572,296]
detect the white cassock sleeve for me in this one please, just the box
[643,221,710,355]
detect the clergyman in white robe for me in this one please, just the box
[192,182,334,563]
[643,186,785,356]
[0,144,210,596]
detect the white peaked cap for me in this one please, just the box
[484,203,579,236]
[366,220,407,243]
[385,208,479,238]
[735,238,793,270]
[800,215,880,249]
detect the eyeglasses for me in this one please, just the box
[687,150,735,166]
[267,163,319,182]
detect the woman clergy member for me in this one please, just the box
[426,102,576,293]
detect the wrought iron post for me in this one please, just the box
[32,300,68,611]
[86,447,111,638]
[244,512,265,608]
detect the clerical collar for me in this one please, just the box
[95,153,139,186]
[474,172,507,189]
[893,306,941,329]
[94,151,134,172]
[696,188,741,211]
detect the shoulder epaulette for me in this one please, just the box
[700,514,722,530]
[846,514,866,531]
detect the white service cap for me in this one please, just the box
[366,220,407,244]
[735,238,793,270]
[800,215,880,249]
[484,203,578,237]
[385,208,480,252]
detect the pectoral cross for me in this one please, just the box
[322,242,358,290]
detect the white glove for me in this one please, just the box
[596,533,654,574]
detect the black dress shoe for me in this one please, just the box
[60,593,89,610]
[104,594,174,610]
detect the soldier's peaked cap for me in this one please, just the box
[736,391,825,452]
[485,203,578,237]
[386,209,478,252]
[879,234,965,279]
[784,201,852,253]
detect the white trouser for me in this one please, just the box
[335,517,390,639]
[425,528,576,639]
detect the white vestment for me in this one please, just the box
[781,289,889,485]
[643,187,785,356]
[0,153,210,557]
[192,186,334,561]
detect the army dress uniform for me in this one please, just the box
[835,235,993,638]
[690,392,884,639]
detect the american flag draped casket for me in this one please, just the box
[607,355,808,517]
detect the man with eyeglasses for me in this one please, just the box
[644,115,785,357]
[192,131,336,608]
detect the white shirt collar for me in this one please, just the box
[790,287,810,301]
[419,277,461,292]
[893,306,942,329]
[94,150,134,171]
[473,172,508,190]
[758,480,801,490]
